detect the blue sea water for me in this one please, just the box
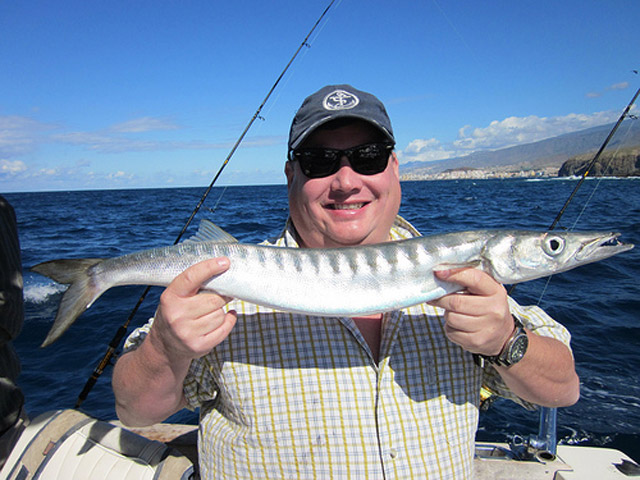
[5,178,640,462]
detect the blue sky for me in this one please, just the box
[1,0,638,192]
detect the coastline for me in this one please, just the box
[401,166,640,181]
[401,166,559,181]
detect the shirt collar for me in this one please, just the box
[269,215,421,248]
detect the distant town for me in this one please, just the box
[398,120,640,181]
[400,166,559,181]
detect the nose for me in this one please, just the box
[330,156,362,192]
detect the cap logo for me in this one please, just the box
[323,89,360,111]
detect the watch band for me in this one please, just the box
[478,315,528,367]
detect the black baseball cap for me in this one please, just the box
[288,84,395,151]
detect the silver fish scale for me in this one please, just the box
[33,226,635,346]
[90,234,490,316]
[71,228,634,318]
[197,237,476,316]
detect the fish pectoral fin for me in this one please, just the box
[184,219,239,244]
[433,260,482,272]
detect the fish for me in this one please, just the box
[31,219,633,347]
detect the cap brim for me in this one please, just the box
[290,114,395,150]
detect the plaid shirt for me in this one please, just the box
[125,217,572,479]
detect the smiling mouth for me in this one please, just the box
[326,202,367,210]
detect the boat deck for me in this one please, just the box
[475,442,636,479]
[4,413,636,479]
[127,423,637,479]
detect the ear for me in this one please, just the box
[285,161,295,186]
[390,152,400,178]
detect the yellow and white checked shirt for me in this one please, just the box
[124,217,572,479]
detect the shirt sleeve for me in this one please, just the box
[183,356,219,410]
[122,318,153,353]
[481,297,573,409]
[122,318,217,411]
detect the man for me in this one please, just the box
[113,85,579,479]
[0,196,27,469]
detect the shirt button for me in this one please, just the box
[389,448,399,459]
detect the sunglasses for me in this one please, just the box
[289,142,395,179]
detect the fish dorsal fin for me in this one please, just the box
[185,219,239,244]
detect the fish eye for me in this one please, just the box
[543,236,565,256]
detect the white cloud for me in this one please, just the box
[400,109,621,163]
[454,111,619,151]
[0,115,55,157]
[0,159,27,175]
[51,131,167,153]
[585,80,630,99]
[397,138,455,164]
[608,82,629,91]
[109,116,180,133]
[0,114,283,164]
[0,111,287,191]
[108,170,134,180]
[49,130,282,154]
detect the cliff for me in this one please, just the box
[558,147,640,177]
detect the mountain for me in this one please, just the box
[400,119,640,177]
[558,147,640,177]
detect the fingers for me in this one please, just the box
[429,268,505,312]
[428,267,513,356]
[200,309,237,347]
[170,257,230,297]
[161,256,231,320]
[433,267,502,296]
[430,290,491,318]
[150,257,236,360]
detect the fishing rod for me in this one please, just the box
[507,83,640,298]
[546,85,640,232]
[75,0,338,408]
[506,82,639,460]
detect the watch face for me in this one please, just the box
[508,335,529,363]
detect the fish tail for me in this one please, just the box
[31,258,105,347]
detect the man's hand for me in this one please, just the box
[113,257,237,426]
[149,257,238,362]
[428,267,580,407]
[428,268,514,357]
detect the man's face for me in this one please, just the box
[285,120,402,248]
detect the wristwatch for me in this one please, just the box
[480,315,529,367]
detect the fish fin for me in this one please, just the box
[31,258,105,347]
[184,219,239,244]
[433,260,482,272]
[32,258,102,284]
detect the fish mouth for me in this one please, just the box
[576,233,634,262]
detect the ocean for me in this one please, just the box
[5,178,640,462]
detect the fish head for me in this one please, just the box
[482,231,634,284]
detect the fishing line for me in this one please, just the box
[431,0,484,71]
[533,115,638,306]
[75,0,339,408]
[508,84,640,302]
[546,86,640,233]
[569,119,636,231]
[206,185,229,215]
[492,83,639,455]
[251,0,341,126]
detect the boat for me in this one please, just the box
[1,404,638,479]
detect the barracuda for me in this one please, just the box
[32,220,633,347]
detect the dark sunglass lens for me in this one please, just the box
[351,144,390,175]
[292,143,392,178]
[296,150,339,178]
